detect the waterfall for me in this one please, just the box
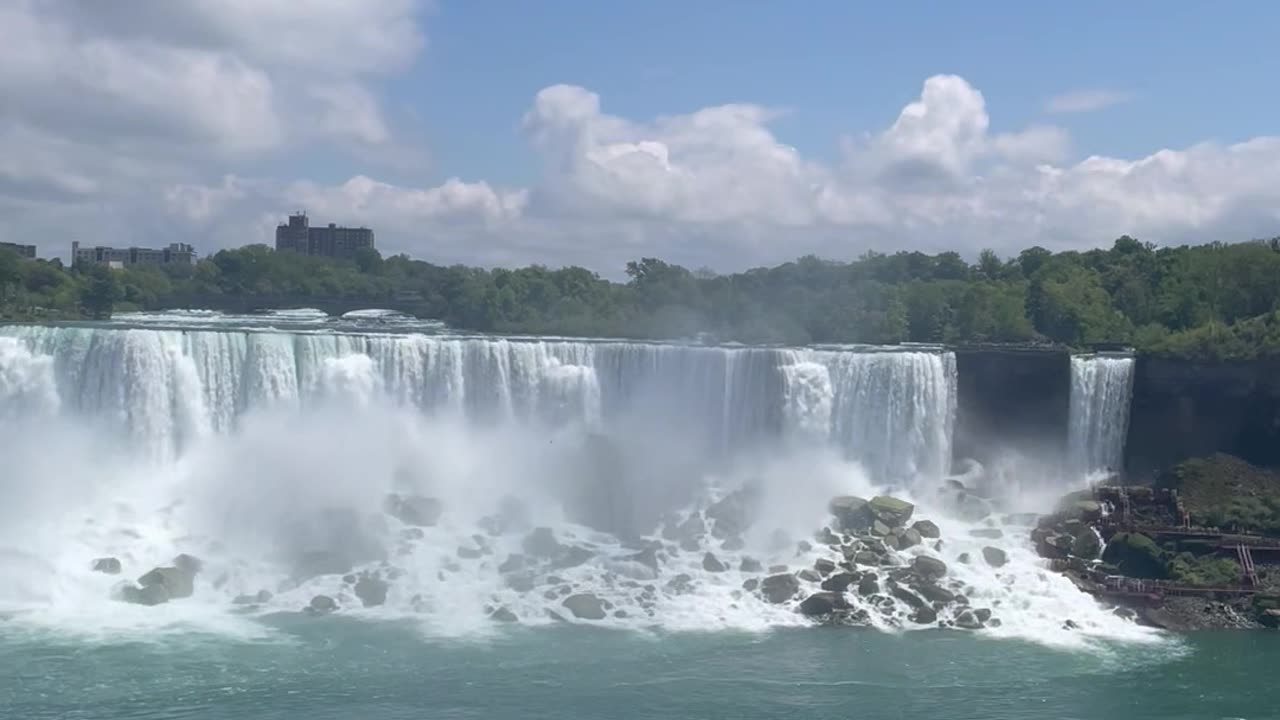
[1068,354,1135,479]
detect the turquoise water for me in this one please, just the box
[3,618,1273,720]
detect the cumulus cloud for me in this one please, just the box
[1045,90,1132,114]
[1,3,1278,275]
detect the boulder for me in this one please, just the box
[138,566,195,600]
[814,558,837,576]
[954,609,983,629]
[852,551,881,566]
[233,590,273,605]
[706,489,754,538]
[92,557,122,575]
[898,528,923,550]
[975,608,993,623]
[498,554,528,574]
[354,572,389,608]
[119,583,169,606]
[721,536,745,551]
[1071,527,1102,560]
[797,568,821,583]
[914,582,956,604]
[911,520,941,539]
[981,546,1008,568]
[742,578,759,592]
[796,540,813,554]
[677,514,707,545]
[665,573,695,595]
[821,572,858,593]
[1100,532,1167,578]
[870,520,892,537]
[173,554,203,575]
[562,593,608,620]
[760,573,800,603]
[309,595,338,613]
[490,606,518,622]
[882,533,901,550]
[815,527,841,546]
[1035,534,1071,560]
[828,496,872,532]
[740,557,763,573]
[625,546,660,573]
[702,552,727,573]
[384,493,443,527]
[550,545,595,570]
[857,574,880,596]
[969,528,1003,539]
[910,606,938,624]
[522,527,564,558]
[868,496,915,527]
[956,552,971,564]
[910,555,948,581]
[798,591,847,617]
[505,573,536,593]
[891,585,927,609]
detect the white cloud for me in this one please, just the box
[1045,90,1132,114]
[0,3,1277,276]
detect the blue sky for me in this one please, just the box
[3,0,1280,273]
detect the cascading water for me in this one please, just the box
[1068,355,1135,481]
[0,317,1159,648]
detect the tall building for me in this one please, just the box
[0,241,36,259]
[275,212,375,260]
[72,242,196,269]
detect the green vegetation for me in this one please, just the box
[1102,531,1243,586]
[1157,454,1280,534]
[8,235,1280,357]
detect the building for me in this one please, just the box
[275,212,375,260]
[72,242,197,269]
[0,241,36,259]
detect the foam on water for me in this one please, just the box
[0,323,1164,650]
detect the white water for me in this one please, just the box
[0,323,1160,650]
[1068,355,1135,481]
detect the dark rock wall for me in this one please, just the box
[953,349,1071,469]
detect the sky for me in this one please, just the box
[3,0,1280,276]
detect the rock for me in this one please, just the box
[342,574,357,584]
[981,546,1008,568]
[954,609,983,629]
[92,557,122,575]
[138,566,195,600]
[852,551,881,566]
[551,545,596,570]
[625,546,660,572]
[173,554,203,575]
[309,594,338,613]
[706,489,754,538]
[821,572,858,592]
[721,536,745,551]
[614,610,628,619]
[911,555,948,580]
[742,578,759,592]
[498,554,528,574]
[815,527,841,546]
[868,496,915,527]
[1071,527,1102,560]
[740,557,763,573]
[119,583,169,606]
[1072,500,1103,522]
[957,552,971,564]
[233,590,273,605]
[1113,607,1137,621]
[915,582,956,604]
[814,558,837,576]
[898,528,923,550]
[891,584,926,609]
[384,493,443,527]
[677,514,707,544]
[760,573,800,603]
[522,527,564,558]
[354,572,389,607]
[882,533,901,550]
[490,606,518,622]
[953,493,994,522]
[768,564,789,574]
[911,520,941,539]
[797,568,822,583]
[910,606,937,624]
[870,520,892,537]
[1100,532,1166,578]
[969,528,1004,539]
[702,552,727,573]
[562,593,608,620]
[1063,619,1080,630]
[857,574,880,596]
[665,574,695,595]
[457,546,483,560]
[828,496,872,532]
[799,591,847,617]
[506,573,536,593]
[796,540,813,554]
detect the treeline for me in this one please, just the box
[5,237,1280,359]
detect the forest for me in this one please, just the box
[4,235,1280,360]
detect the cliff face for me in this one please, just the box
[953,348,1071,469]
[1124,357,1280,479]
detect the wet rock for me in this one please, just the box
[870,520,892,537]
[796,540,813,554]
[562,593,608,620]
[613,610,628,619]
[869,496,915,527]
[911,555,948,581]
[852,551,881,567]
[498,554,527,574]
[1071,527,1102,560]
[969,528,1004,540]
[119,583,169,606]
[814,558,837,576]
[702,553,727,573]
[828,496,872,532]
[882,533,901,551]
[815,527,842,546]
[857,574,880,596]
[1063,619,1080,630]
[911,520,941,539]
[799,591,847,617]
[354,572,389,608]
[551,545,596,570]
[677,513,707,543]
[505,574,536,593]
[975,608,993,623]
[821,572,858,593]
[720,536,745,552]
[233,589,273,605]
[742,578,759,592]
[1113,607,1137,621]
[898,528,923,550]
[384,494,443,527]
[308,595,338,613]
[457,546,483,560]
[92,557,122,575]
[490,606,518,622]
[706,489,754,538]
[740,557,763,573]
[891,585,927,609]
[138,566,195,600]
[981,546,1008,568]
[954,609,983,630]
[797,568,821,583]
[760,573,800,603]
[625,546,660,573]
[915,582,956,604]
[173,554,203,575]
[342,574,357,585]
[522,527,564,559]
[768,564,789,574]
[957,552,971,565]
[910,606,938,624]
[665,573,695,595]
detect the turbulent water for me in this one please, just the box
[0,313,1195,718]
[1068,355,1135,480]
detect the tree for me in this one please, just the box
[79,266,121,319]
